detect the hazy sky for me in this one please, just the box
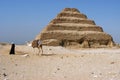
[0,0,120,44]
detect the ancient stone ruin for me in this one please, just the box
[35,8,114,48]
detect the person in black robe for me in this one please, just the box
[9,43,15,55]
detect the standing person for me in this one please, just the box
[9,42,15,55]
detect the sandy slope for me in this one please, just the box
[0,44,120,80]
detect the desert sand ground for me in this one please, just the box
[0,43,120,80]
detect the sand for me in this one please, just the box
[0,44,120,80]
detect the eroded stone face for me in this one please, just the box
[35,8,114,48]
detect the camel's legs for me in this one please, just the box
[37,47,43,56]
[41,48,43,55]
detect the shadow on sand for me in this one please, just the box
[41,54,56,56]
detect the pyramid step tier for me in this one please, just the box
[40,31,112,41]
[46,24,103,32]
[62,8,80,13]
[50,18,95,25]
[57,12,87,19]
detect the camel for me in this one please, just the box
[32,40,43,55]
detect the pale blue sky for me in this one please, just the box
[0,0,120,44]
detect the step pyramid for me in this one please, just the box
[35,8,114,48]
